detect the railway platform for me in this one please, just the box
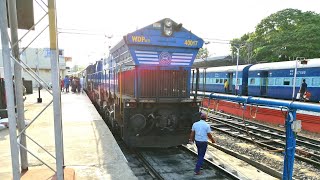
[0,89,137,180]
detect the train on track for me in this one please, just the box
[196,59,320,102]
[82,18,203,147]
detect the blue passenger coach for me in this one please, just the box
[248,59,320,101]
[198,65,252,95]
[92,18,203,147]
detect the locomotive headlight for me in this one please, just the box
[164,19,173,27]
[164,27,173,36]
[125,102,136,108]
[162,18,173,37]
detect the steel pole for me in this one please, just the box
[235,47,239,95]
[292,60,298,100]
[0,0,20,179]
[48,0,64,179]
[36,49,42,103]
[283,110,297,180]
[7,0,28,170]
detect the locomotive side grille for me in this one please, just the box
[140,69,188,98]
[119,70,135,96]
[140,69,156,97]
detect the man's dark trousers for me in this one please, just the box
[195,141,208,173]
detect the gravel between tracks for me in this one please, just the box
[212,131,320,180]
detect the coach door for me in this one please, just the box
[260,71,268,96]
[228,72,233,93]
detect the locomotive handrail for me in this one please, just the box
[119,64,123,116]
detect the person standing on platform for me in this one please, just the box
[64,75,70,93]
[60,76,64,92]
[224,79,229,93]
[80,76,84,93]
[299,79,307,101]
[76,77,81,93]
[189,113,215,175]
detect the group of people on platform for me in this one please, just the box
[60,75,84,93]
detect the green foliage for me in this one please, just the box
[196,47,209,60]
[230,34,253,63]
[230,8,320,62]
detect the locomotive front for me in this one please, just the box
[105,18,204,147]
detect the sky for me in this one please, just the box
[9,0,320,66]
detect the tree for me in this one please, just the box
[196,47,209,60]
[231,9,320,62]
[230,33,254,63]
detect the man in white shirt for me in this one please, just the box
[189,113,215,175]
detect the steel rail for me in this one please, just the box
[180,145,240,180]
[133,149,164,180]
[209,114,320,151]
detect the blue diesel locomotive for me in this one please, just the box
[197,59,320,102]
[85,18,203,147]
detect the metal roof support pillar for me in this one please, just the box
[283,110,296,180]
[0,0,20,179]
[8,0,28,171]
[48,0,64,179]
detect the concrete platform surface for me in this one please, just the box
[21,168,75,180]
[0,90,137,180]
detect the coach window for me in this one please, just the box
[296,78,301,86]
[220,79,223,83]
[283,80,290,85]
[250,78,255,85]
[215,79,219,83]
[210,75,214,84]
[283,78,291,85]
[306,78,311,86]
[275,78,282,85]
[312,78,320,86]
[268,78,274,85]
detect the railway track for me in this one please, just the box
[116,132,239,179]
[135,146,240,179]
[116,137,159,179]
[201,108,320,168]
